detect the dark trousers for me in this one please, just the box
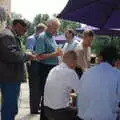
[0,83,21,120]
[27,61,41,113]
[44,106,77,120]
[38,63,56,96]
[76,117,84,120]
[38,63,56,120]
[75,67,83,79]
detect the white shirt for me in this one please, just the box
[77,62,120,120]
[62,39,80,52]
[44,63,80,109]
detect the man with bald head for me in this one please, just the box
[44,50,79,120]
[34,18,62,119]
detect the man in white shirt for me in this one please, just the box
[63,29,80,52]
[76,30,95,71]
[63,29,83,79]
[44,50,80,120]
[77,46,120,120]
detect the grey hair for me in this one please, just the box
[46,18,61,26]
[35,23,47,31]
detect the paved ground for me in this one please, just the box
[15,83,40,120]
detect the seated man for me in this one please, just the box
[44,50,80,120]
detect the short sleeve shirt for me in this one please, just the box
[35,32,58,65]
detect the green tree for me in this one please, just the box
[33,14,49,26]
[110,37,120,52]
[59,19,81,33]
[27,21,34,36]
[92,36,110,54]
[52,14,81,33]
[11,12,22,20]
[91,36,120,55]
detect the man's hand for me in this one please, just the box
[35,54,46,60]
[25,51,38,60]
[55,48,63,56]
[29,54,38,61]
[31,48,63,61]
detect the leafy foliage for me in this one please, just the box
[92,36,120,55]
[33,14,49,26]
[60,19,81,33]
[11,12,22,20]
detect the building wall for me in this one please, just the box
[0,0,11,31]
[0,0,11,15]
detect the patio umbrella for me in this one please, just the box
[76,25,120,36]
[53,34,82,44]
[58,0,120,29]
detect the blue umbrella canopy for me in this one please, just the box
[53,34,82,44]
[58,0,120,29]
[76,25,120,36]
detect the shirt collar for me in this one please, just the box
[60,62,70,69]
[67,39,74,44]
[100,62,113,69]
[10,28,18,38]
[45,32,53,38]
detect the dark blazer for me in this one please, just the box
[0,28,30,83]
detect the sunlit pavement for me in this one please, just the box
[15,83,40,120]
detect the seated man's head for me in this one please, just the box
[63,50,77,69]
[83,30,95,47]
[99,46,118,66]
[65,29,75,42]
[46,18,61,36]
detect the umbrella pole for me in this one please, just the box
[110,35,113,45]
[111,36,113,40]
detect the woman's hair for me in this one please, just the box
[83,29,95,37]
